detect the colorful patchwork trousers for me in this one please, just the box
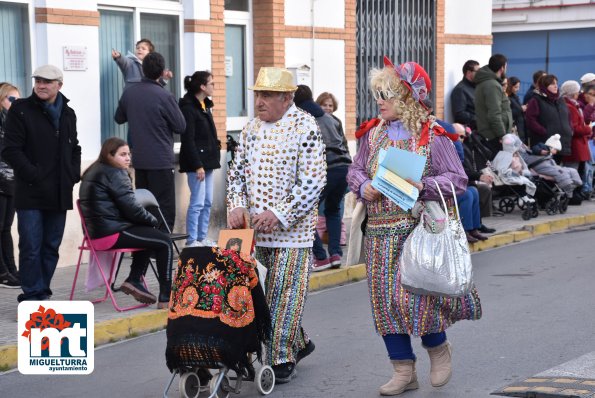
[254,246,311,366]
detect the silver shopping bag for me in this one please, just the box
[400,180,473,297]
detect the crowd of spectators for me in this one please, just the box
[450,54,595,241]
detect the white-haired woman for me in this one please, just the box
[560,80,592,198]
[347,57,482,395]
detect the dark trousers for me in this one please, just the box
[313,166,349,259]
[458,186,481,231]
[382,332,446,360]
[0,194,16,275]
[111,225,173,295]
[17,209,66,301]
[485,137,502,160]
[135,168,176,231]
[476,182,493,218]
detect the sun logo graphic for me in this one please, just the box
[18,301,94,375]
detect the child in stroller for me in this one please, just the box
[163,246,275,398]
[520,134,582,213]
[491,133,539,219]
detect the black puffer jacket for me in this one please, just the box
[79,163,158,239]
[178,94,221,172]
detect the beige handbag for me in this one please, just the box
[345,201,366,266]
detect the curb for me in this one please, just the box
[2,212,594,371]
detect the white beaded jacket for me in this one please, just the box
[227,104,326,248]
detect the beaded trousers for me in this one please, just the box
[254,246,311,366]
[365,226,482,337]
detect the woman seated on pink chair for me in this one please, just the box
[79,137,173,308]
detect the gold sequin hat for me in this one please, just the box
[249,67,297,92]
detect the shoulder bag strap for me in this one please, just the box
[432,179,461,222]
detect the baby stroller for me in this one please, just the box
[484,163,538,220]
[163,246,275,398]
[491,181,539,220]
[532,176,569,215]
[490,134,539,220]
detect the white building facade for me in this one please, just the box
[0,0,495,267]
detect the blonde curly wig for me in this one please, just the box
[369,66,431,134]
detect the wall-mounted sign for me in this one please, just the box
[63,46,87,71]
[225,56,233,77]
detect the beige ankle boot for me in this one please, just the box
[379,359,419,396]
[425,341,452,387]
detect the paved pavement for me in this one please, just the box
[1,200,595,370]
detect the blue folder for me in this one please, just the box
[371,147,427,210]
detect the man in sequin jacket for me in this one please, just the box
[227,67,326,383]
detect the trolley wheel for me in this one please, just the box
[559,194,569,214]
[209,372,231,398]
[179,371,200,398]
[531,203,539,218]
[545,198,559,215]
[255,365,275,395]
[499,197,515,213]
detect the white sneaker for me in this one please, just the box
[198,239,218,247]
[186,240,202,248]
[521,195,535,204]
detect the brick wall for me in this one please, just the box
[252,0,287,75]
[35,8,100,26]
[184,0,227,147]
[252,0,356,139]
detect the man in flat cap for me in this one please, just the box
[227,67,326,383]
[2,64,81,302]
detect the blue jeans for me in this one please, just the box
[382,332,446,360]
[185,170,214,243]
[313,166,349,260]
[457,186,481,231]
[17,209,67,302]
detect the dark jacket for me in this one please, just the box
[79,163,158,239]
[509,93,526,141]
[114,78,186,170]
[525,92,573,156]
[178,94,221,172]
[461,133,494,185]
[0,109,15,196]
[450,78,477,130]
[296,100,351,168]
[2,91,81,210]
[474,65,512,141]
[523,84,537,105]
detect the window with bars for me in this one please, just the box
[356,0,435,126]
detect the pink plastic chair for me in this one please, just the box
[70,200,150,312]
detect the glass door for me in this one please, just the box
[225,6,253,133]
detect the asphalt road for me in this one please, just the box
[2,228,595,398]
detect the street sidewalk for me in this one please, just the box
[1,200,595,370]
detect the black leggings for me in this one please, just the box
[0,194,16,274]
[111,225,173,292]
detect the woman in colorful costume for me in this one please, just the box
[346,57,482,396]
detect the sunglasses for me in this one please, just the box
[372,89,397,101]
[7,96,17,103]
